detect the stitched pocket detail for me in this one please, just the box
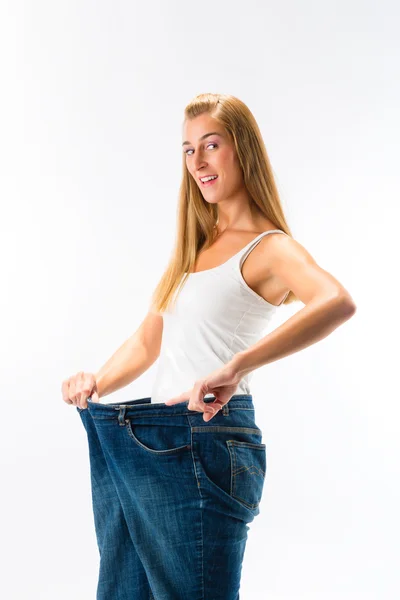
[125,420,191,455]
[227,440,266,509]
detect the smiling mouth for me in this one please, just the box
[200,175,219,186]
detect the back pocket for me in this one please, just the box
[227,440,266,509]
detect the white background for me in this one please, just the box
[1,1,399,598]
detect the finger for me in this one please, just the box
[61,380,73,405]
[75,372,85,408]
[166,390,211,413]
[202,393,229,420]
[203,410,218,422]
[192,382,224,414]
[203,400,224,421]
[164,391,191,406]
[80,374,95,408]
[69,380,77,406]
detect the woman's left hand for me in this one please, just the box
[164,361,244,421]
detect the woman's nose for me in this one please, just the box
[193,153,207,170]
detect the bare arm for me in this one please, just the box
[95,308,163,399]
[231,234,357,377]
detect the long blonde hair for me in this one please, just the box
[150,93,297,313]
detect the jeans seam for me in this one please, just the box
[187,415,204,600]
[191,426,262,435]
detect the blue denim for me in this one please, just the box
[76,394,267,599]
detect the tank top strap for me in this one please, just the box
[236,229,288,267]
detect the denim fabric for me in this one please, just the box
[76,394,267,599]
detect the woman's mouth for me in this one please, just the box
[200,175,218,187]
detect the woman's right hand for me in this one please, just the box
[61,371,100,409]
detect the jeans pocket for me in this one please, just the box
[227,440,266,509]
[125,420,191,455]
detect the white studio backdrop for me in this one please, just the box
[1,1,399,598]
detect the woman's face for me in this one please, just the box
[182,114,244,205]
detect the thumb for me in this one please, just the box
[91,390,100,403]
[208,392,231,410]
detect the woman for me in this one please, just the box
[62,93,356,599]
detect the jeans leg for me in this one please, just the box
[78,409,154,600]
[87,411,204,599]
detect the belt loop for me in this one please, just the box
[118,405,127,426]
[222,404,229,416]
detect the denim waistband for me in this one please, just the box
[78,394,254,418]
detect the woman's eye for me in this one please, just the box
[185,143,217,156]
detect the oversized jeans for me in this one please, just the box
[76,394,267,599]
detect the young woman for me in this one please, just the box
[62,93,356,599]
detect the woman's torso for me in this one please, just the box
[150,224,290,404]
[192,222,289,306]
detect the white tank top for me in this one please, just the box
[150,229,289,404]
